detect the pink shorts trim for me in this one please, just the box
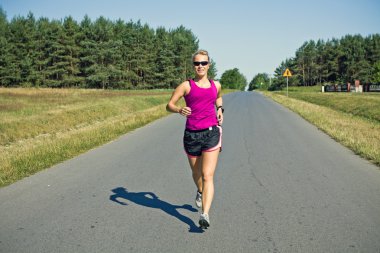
[203,126,222,152]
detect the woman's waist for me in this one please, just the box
[185,125,219,132]
[186,117,218,131]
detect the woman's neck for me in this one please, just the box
[194,75,208,83]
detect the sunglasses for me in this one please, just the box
[193,61,209,66]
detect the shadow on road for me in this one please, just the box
[109,187,203,233]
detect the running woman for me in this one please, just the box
[166,49,223,229]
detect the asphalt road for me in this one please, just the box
[1,91,380,253]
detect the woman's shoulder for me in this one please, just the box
[176,80,191,95]
[212,80,221,86]
[178,80,192,88]
[211,80,222,89]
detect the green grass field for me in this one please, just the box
[262,86,380,166]
[0,88,173,187]
[277,86,380,122]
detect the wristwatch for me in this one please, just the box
[216,106,224,113]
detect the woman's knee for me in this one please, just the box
[202,171,214,182]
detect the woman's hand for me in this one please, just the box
[179,107,192,117]
[217,110,223,126]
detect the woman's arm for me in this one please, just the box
[214,81,224,126]
[166,81,192,116]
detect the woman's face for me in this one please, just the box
[193,54,209,77]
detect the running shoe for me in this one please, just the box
[195,191,202,208]
[199,213,210,229]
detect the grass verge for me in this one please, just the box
[276,86,380,122]
[0,87,236,187]
[262,91,380,166]
[0,88,172,187]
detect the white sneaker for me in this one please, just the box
[195,191,202,208]
[199,213,210,229]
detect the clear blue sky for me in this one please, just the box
[1,0,380,81]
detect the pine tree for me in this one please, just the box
[61,16,83,87]
[44,19,66,87]
[0,8,13,86]
[7,14,38,86]
[172,26,199,85]
[154,27,176,88]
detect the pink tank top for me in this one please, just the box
[184,79,218,130]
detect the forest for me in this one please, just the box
[249,34,380,91]
[4,8,378,92]
[0,9,218,89]
[274,34,380,89]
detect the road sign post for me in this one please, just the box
[283,68,292,97]
[286,76,289,97]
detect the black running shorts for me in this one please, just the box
[183,125,222,157]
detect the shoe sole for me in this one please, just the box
[199,219,210,229]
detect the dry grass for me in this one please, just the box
[279,89,380,122]
[263,91,380,166]
[0,88,172,187]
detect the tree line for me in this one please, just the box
[0,9,219,89]
[220,68,247,90]
[249,34,380,91]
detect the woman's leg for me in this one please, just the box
[201,149,219,214]
[187,156,203,193]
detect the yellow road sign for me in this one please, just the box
[283,68,292,77]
